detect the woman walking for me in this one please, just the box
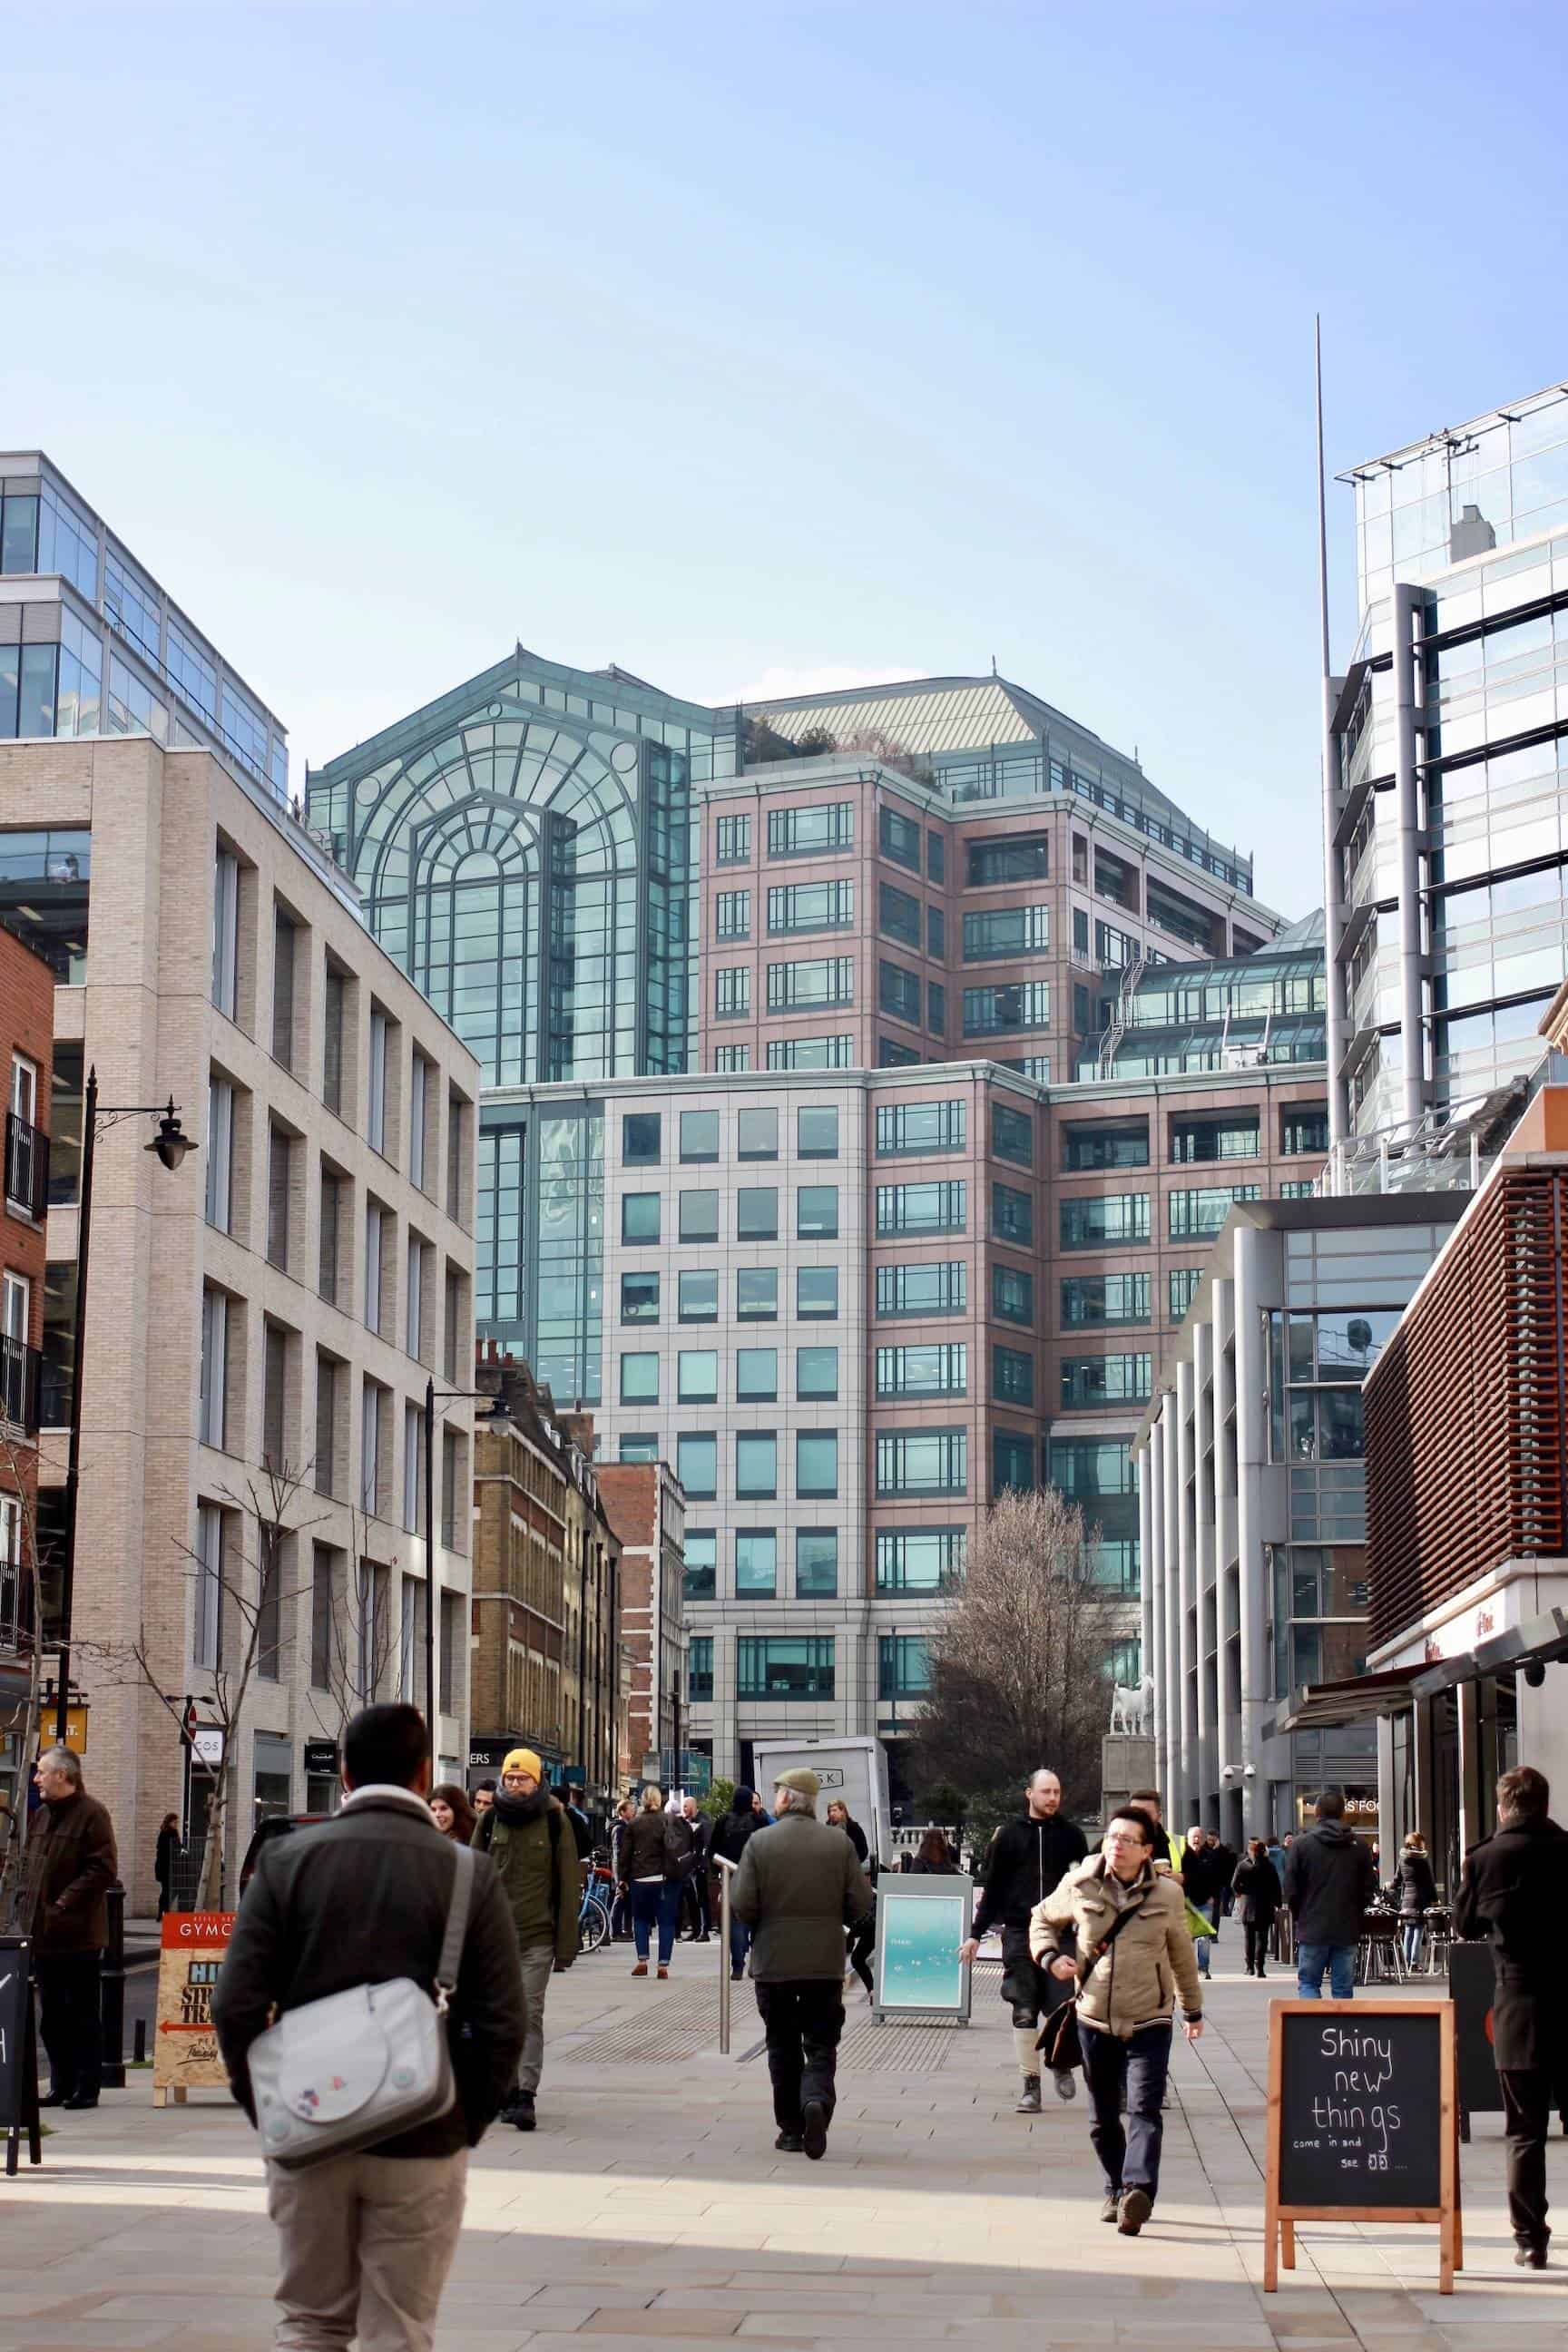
[710,1784,761,1980]
[1230,1838,1282,1977]
[428,1783,476,1845]
[909,1827,959,1874]
[827,1798,875,1997]
[154,1811,181,1916]
[1396,1831,1437,1970]
[621,1785,681,1978]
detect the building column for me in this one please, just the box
[1161,1414,1181,1808]
[1175,1360,1196,1823]
[1233,1226,1269,1787]
[1139,1441,1155,1698]
[1148,1419,1171,1797]
[1321,674,1350,1148]
[1393,580,1426,1134]
[1456,1681,1485,1860]
[1412,1694,1436,1857]
[1192,1322,1214,1825]
[1210,1279,1237,1811]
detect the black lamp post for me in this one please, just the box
[422,1379,508,1750]
[57,1067,196,1742]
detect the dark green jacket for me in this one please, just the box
[476,1796,579,1965]
[730,1808,874,1982]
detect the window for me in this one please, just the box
[1169,1266,1201,1321]
[927,904,946,956]
[361,1380,385,1515]
[677,1433,717,1499]
[737,1266,778,1320]
[268,1125,293,1270]
[408,1054,428,1191]
[797,1529,838,1597]
[737,1529,778,1596]
[876,1342,966,1397]
[767,957,853,1012]
[1062,1273,1151,1328]
[798,1106,838,1158]
[875,1259,966,1318]
[967,834,1048,886]
[323,962,347,1118]
[363,1202,384,1334]
[1049,1436,1138,1593]
[767,1035,853,1070]
[1282,1106,1329,1156]
[199,1288,228,1448]
[737,1107,778,1160]
[194,1504,224,1669]
[796,1185,838,1239]
[737,1431,778,1498]
[1167,1185,1260,1240]
[876,1527,964,1594]
[689,1635,714,1700]
[796,1345,838,1400]
[768,801,854,858]
[714,966,750,1018]
[715,889,750,940]
[1279,1180,1316,1200]
[878,883,921,947]
[876,1180,965,1236]
[927,982,946,1035]
[1059,1193,1150,1249]
[620,1434,659,1463]
[738,1637,835,1700]
[211,848,239,1018]
[1000,1054,1051,1082]
[879,1634,931,1701]
[797,1430,838,1497]
[622,1270,661,1323]
[271,908,297,1069]
[991,1182,1033,1244]
[993,1428,1034,1495]
[1170,1115,1259,1163]
[716,813,751,864]
[879,1039,919,1066]
[1060,1352,1152,1409]
[1073,984,1092,1033]
[737,1347,778,1401]
[1094,918,1141,970]
[681,1110,720,1162]
[1063,1120,1148,1171]
[368,1008,389,1155]
[622,1192,661,1244]
[926,829,946,881]
[878,959,921,1025]
[684,1531,717,1602]
[713,1044,750,1073]
[205,1077,233,1232]
[310,1545,338,1689]
[878,805,920,867]
[314,1354,339,1497]
[963,905,1051,959]
[991,1102,1034,1167]
[876,1099,965,1156]
[1073,906,1090,955]
[620,1353,660,1404]
[406,1236,426,1362]
[678,1269,717,1322]
[401,1406,425,1534]
[622,1112,661,1165]
[964,980,1050,1036]
[994,1345,1034,1405]
[992,1265,1034,1326]
[678,1350,718,1403]
[769,880,854,933]
[876,1427,966,1497]
[797,1266,838,1318]
[737,1186,778,1240]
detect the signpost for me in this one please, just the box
[1263,2000,1460,2294]
[871,1877,973,2025]
[152,1912,235,2108]
[0,1936,41,2175]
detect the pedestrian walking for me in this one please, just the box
[473,1747,578,2131]
[825,1798,875,1997]
[154,1810,181,1916]
[675,1794,712,1941]
[1207,1829,1238,1918]
[750,1789,773,1828]
[21,1747,118,2109]
[710,1783,761,1980]
[608,1795,636,1940]
[1396,1831,1438,1971]
[910,1828,959,1874]
[1454,1765,1568,2269]
[1230,1838,1281,1977]
[1181,1827,1221,1977]
[428,1785,475,1846]
[1030,1804,1204,2236]
[1281,1787,1376,2000]
[212,1702,526,2352]
[958,1766,1087,2112]
[471,1780,496,1820]
[563,1781,594,1888]
[621,1784,681,1977]
[730,1768,873,2160]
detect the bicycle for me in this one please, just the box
[578,1866,613,1955]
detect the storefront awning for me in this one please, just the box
[1264,1663,1425,1738]
[1412,1607,1568,1701]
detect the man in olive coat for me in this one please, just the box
[1455,1763,1568,2268]
[730,1768,873,2160]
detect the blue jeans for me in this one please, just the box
[729,1912,752,1975]
[1297,1941,1357,1999]
[1081,2021,1173,2202]
[1195,1933,1211,1977]
[1401,1922,1424,1970]
[632,1879,680,1965]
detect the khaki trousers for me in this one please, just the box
[267,2148,467,2351]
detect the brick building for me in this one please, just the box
[596,1461,687,1779]
[0,920,55,1822]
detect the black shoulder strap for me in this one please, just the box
[1075,1887,1142,1988]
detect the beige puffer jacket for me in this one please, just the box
[1029,1854,1203,2039]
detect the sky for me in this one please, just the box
[4,2,1566,917]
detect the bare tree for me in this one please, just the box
[914,1487,1118,1822]
[303,1504,399,1752]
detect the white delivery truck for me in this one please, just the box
[749,1736,893,1870]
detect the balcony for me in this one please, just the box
[5,1112,49,1221]
[0,1335,42,1434]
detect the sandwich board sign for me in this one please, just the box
[1264,1999,1461,2294]
[153,1912,235,2107]
[0,1936,41,2174]
[871,1876,973,2024]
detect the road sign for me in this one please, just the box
[34,1704,88,1754]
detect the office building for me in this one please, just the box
[0,923,55,1819]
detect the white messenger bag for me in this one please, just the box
[249,1840,475,2170]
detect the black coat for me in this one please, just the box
[1396,1849,1438,1919]
[710,1806,760,1869]
[1230,1856,1281,1925]
[972,1812,1087,1936]
[1281,1821,1377,1946]
[212,1790,526,2159]
[1454,1814,1568,2073]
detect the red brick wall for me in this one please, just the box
[0,922,55,1637]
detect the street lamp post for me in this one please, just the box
[422,1379,507,1753]
[57,1068,195,1744]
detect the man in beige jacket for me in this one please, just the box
[1030,1805,1203,2235]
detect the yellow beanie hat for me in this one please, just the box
[501,1748,544,1782]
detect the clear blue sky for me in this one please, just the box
[5,4,1566,915]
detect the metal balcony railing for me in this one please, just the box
[5,1111,49,1220]
[0,1334,43,1434]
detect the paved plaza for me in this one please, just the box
[1,1938,1563,2352]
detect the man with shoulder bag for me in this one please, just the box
[213,1703,525,2352]
[1030,1805,1203,2237]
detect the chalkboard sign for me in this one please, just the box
[0,1936,42,2175]
[1265,2000,1459,2295]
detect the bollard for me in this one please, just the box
[133,2016,147,2066]
[100,1881,127,2090]
[717,1857,736,2054]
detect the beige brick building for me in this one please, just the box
[0,732,479,1907]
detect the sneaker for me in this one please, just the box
[631,1960,648,1977]
[802,2099,829,2161]
[1100,2194,1120,2224]
[775,2131,804,2152]
[730,1966,745,1982]
[1053,2069,1077,2102]
[1117,2189,1152,2237]
[1014,2077,1043,2114]
[512,2090,536,2132]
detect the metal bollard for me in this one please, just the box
[133,2016,147,2065]
[100,1881,127,2090]
[717,1857,735,2054]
